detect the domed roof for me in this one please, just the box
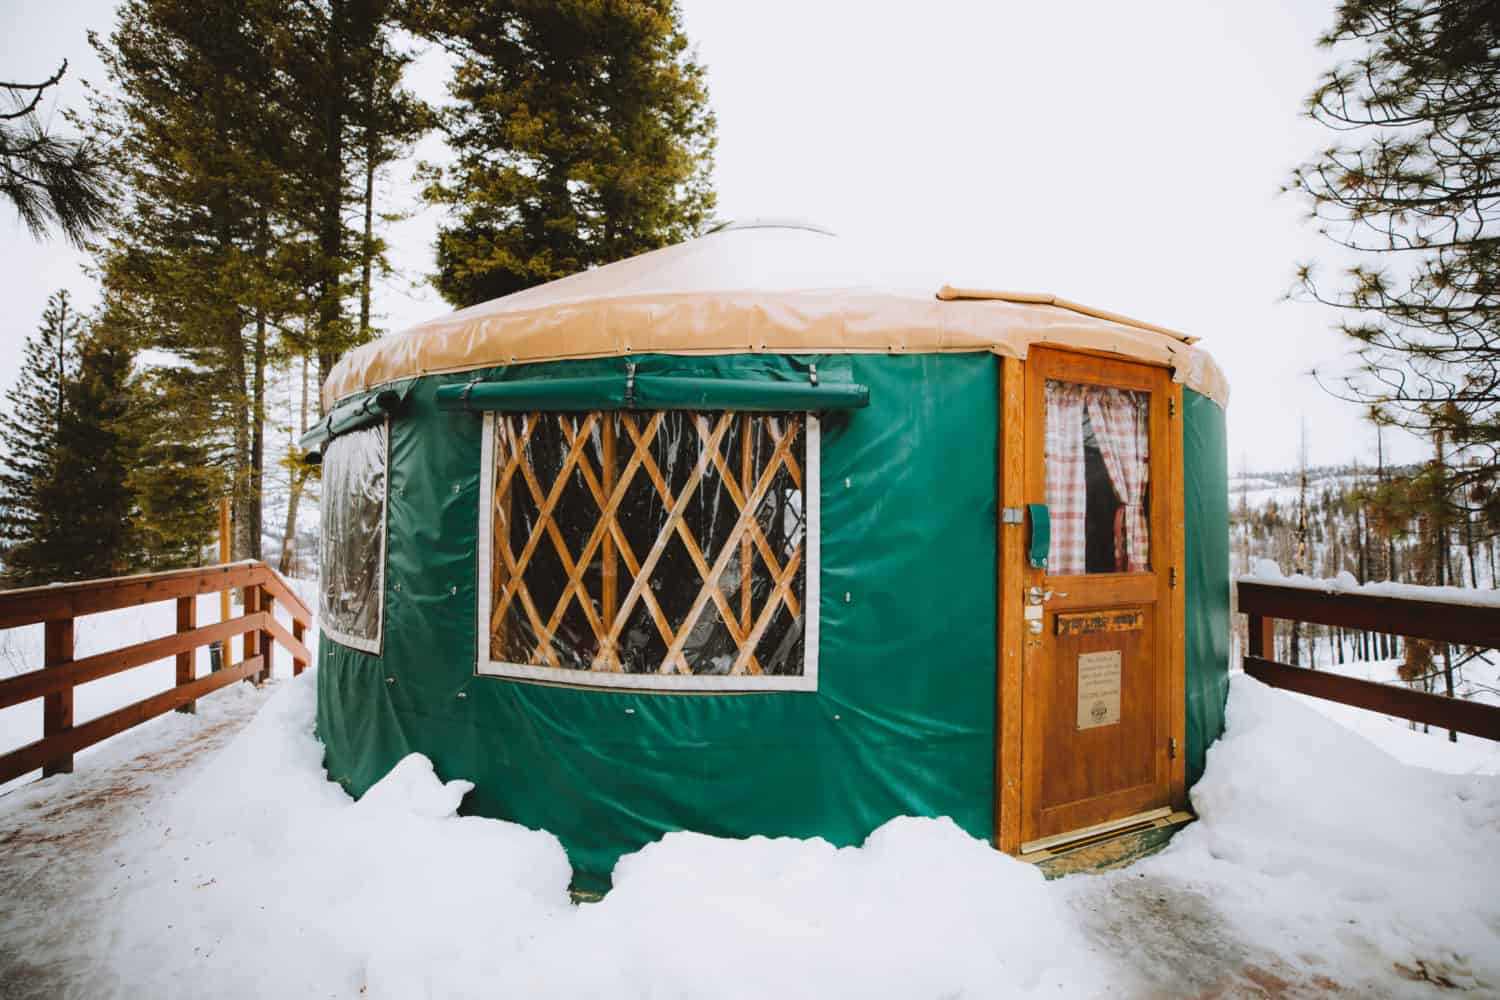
[323,223,1227,408]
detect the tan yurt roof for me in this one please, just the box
[322,221,1229,409]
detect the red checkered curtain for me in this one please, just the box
[1044,381,1087,574]
[1086,388,1150,572]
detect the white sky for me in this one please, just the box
[0,0,1426,471]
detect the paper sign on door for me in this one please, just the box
[1077,650,1122,729]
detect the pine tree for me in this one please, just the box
[125,366,226,570]
[35,325,138,580]
[418,0,717,307]
[1290,0,1500,541]
[0,290,81,584]
[1,60,110,247]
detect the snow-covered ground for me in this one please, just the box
[1,664,1496,997]
[2,576,1498,997]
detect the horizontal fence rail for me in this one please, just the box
[1239,580,1500,742]
[0,561,312,786]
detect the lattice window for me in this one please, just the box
[477,410,817,690]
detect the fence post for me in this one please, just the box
[243,584,261,677]
[175,595,197,714]
[42,617,75,777]
[1247,612,1274,660]
[259,582,274,684]
[292,618,307,677]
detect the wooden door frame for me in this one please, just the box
[994,351,1187,854]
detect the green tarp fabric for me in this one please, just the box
[317,353,999,891]
[433,371,869,412]
[1182,387,1231,787]
[300,383,414,457]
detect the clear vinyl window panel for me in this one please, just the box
[479,410,818,690]
[318,422,388,653]
[1044,381,1150,575]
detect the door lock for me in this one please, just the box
[1026,586,1069,605]
[1028,620,1043,635]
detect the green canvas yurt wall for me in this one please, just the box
[317,352,1002,890]
[312,351,1231,889]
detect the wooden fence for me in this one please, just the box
[0,561,312,785]
[1240,579,1500,741]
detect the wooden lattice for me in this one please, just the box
[490,411,807,676]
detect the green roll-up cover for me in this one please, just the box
[433,372,870,413]
[300,387,407,460]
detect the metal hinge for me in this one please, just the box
[1168,397,1176,418]
[1169,737,1178,760]
[1002,506,1025,525]
[1169,567,1177,588]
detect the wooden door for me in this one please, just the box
[1018,348,1175,850]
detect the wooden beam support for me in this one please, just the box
[1240,581,1500,649]
[0,613,268,711]
[174,595,197,714]
[0,562,263,630]
[0,655,264,786]
[1245,655,1500,742]
[258,587,274,684]
[42,617,74,777]
[242,585,261,680]
[995,356,1025,853]
[291,618,307,676]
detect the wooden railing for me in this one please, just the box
[1240,579,1500,741]
[0,561,312,785]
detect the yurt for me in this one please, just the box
[303,220,1231,888]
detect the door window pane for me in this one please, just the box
[1044,381,1150,574]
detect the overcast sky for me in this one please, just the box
[0,1,1424,471]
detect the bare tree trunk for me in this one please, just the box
[278,355,311,576]
[249,308,266,561]
[359,95,376,342]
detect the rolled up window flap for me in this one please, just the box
[434,376,626,413]
[435,372,868,413]
[299,388,405,461]
[633,375,868,411]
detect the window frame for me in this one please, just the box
[474,410,821,692]
[318,418,390,655]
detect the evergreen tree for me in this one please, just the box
[89,0,294,561]
[0,290,81,584]
[275,0,428,385]
[1290,0,1500,539]
[1,60,109,247]
[35,324,138,580]
[126,366,226,570]
[418,0,717,307]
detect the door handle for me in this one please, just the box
[1027,586,1069,605]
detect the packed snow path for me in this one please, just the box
[0,683,272,999]
[1,674,1497,999]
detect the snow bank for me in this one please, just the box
[1126,675,1500,993]
[1244,558,1500,607]
[96,672,1116,998]
[34,670,1500,997]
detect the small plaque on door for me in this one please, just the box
[1056,609,1142,636]
[1077,650,1122,730]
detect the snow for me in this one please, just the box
[1245,557,1500,608]
[3,665,1498,997]
[3,583,1498,996]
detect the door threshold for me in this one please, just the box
[1019,806,1180,858]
